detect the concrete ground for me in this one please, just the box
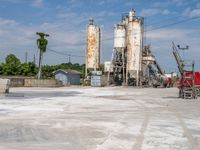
[0,87,200,150]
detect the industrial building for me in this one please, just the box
[106,10,144,86]
[106,10,167,87]
[53,69,81,86]
[83,10,168,87]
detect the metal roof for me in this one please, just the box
[53,69,81,75]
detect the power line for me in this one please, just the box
[47,48,84,58]
[145,16,200,32]
[145,15,184,26]
[102,15,200,41]
[49,42,85,47]
[45,16,200,59]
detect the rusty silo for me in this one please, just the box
[126,10,144,86]
[86,19,101,74]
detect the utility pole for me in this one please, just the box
[25,52,28,63]
[68,55,71,63]
[33,54,36,64]
[36,32,49,79]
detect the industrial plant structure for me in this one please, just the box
[85,19,101,77]
[84,10,168,87]
[172,42,200,99]
[107,10,167,87]
[126,10,144,86]
[109,23,126,85]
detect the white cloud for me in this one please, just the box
[183,7,200,17]
[152,2,170,7]
[188,9,200,17]
[140,9,161,17]
[98,1,105,5]
[0,18,17,26]
[172,0,185,6]
[32,0,44,8]
[146,29,193,40]
[197,2,200,8]
[0,0,45,8]
[152,0,188,8]
[140,9,171,17]
[95,11,116,17]
[162,9,170,15]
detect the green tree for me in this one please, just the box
[2,54,21,75]
[0,54,85,78]
[20,62,37,76]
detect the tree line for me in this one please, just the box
[0,54,85,78]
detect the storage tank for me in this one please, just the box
[104,61,113,72]
[86,19,101,70]
[114,24,126,50]
[126,10,144,85]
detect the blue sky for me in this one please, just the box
[0,0,200,72]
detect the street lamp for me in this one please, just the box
[177,45,189,61]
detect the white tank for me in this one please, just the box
[86,19,100,70]
[114,24,126,49]
[104,61,113,72]
[127,14,144,79]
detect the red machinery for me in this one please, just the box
[172,42,200,99]
[167,77,174,87]
[179,72,200,87]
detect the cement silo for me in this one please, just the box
[86,19,101,73]
[114,24,126,49]
[111,24,127,84]
[126,10,144,86]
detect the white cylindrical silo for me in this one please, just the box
[86,19,101,70]
[114,24,126,50]
[126,10,144,85]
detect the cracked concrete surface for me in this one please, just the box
[0,87,199,150]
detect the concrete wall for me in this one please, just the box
[24,79,63,87]
[9,78,24,87]
[0,76,28,87]
[0,79,10,93]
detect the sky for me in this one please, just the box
[0,0,200,72]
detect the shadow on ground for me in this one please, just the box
[0,91,82,100]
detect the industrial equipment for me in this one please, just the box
[142,45,168,87]
[85,19,101,77]
[107,10,144,86]
[172,42,200,99]
[126,10,144,86]
[107,23,126,85]
[100,9,167,88]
